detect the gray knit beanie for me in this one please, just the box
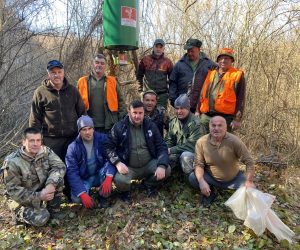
[174,94,190,109]
[77,115,94,132]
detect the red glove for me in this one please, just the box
[79,192,94,209]
[100,176,113,197]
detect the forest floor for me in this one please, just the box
[0,165,299,250]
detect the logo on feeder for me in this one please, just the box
[121,6,137,28]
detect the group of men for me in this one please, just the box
[2,38,255,227]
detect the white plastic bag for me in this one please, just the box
[225,187,295,243]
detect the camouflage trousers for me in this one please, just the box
[169,152,194,175]
[12,186,64,227]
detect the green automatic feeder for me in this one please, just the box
[103,0,139,65]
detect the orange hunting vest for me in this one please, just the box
[199,67,243,115]
[77,75,119,112]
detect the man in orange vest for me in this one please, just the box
[196,48,246,134]
[77,54,126,133]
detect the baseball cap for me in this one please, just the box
[153,39,165,46]
[184,38,202,50]
[47,60,64,70]
[217,48,235,62]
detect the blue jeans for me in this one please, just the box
[71,168,106,203]
[189,170,246,190]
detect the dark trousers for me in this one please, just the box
[189,170,246,190]
[114,159,171,192]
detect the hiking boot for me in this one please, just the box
[200,188,218,207]
[119,191,132,203]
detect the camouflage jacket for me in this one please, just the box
[146,106,169,136]
[165,113,201,154]
[2,146,66,209]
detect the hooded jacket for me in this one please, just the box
[29,78,86,138]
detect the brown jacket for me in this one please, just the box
[29,79,86,138]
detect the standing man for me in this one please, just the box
[2,127,66,226]
[142,90,169,136]
[104,100,170,201]
[65,116,116,209]
[29,59,86,161]
[137,39,173,108]
[77,54,126,133]
[165,94,201,178]
[189,116,255,207]
[196,48,246,133]
[169,38,216,111]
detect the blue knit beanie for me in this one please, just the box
[77,115,94,132]
[174,94,190,109]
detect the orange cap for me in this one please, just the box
[217,48,235,61]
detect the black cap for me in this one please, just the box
[153,39,165,46]
[184,38,202,50]
[47,60,64,70]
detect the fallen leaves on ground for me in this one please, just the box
[0,165,299,249]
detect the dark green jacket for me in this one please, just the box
[165,113,201,154]
[29,78,86,138]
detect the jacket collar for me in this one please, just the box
[19,146,46,161]
[43,78,69,91]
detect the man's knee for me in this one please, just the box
[188,172,199,189]
[114,173,132,191]
[165,165,171,179]
[179,152,194,174]
[169,154,179,169]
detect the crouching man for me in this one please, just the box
[2,127,66,226]
[165,94,201,178]
[65,116,116,208]
[189,116,255,207]
[105,100,171,202]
